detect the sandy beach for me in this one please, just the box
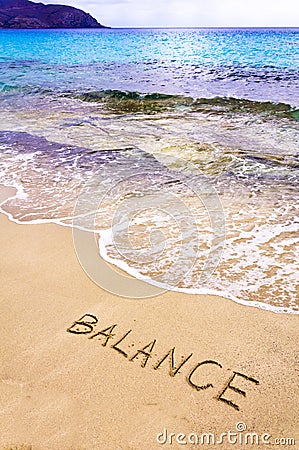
[0,205,298,449]
[0,20,298,450]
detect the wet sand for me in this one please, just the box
[0,210,298,450]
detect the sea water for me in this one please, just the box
[0,28,298,312]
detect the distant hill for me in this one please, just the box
[0,0,108,28]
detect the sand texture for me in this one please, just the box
[0,211,298,450]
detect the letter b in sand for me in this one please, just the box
[67,314,98,334]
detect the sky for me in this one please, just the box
[41,0,299,28]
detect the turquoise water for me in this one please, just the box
[0,28,298,313]
[1,28,298,66]
[0,28,299,103]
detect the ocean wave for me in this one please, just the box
[68,89,299,119]
[72,89,193,113]
[1,83,298,120]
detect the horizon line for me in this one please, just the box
[108,26,299,29]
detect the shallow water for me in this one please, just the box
[0,28,298,313]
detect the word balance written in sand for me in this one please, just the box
[67,314,259,411]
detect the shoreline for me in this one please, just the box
[0,184,297,316]
[0,198,298,448]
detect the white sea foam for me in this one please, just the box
[97,225,298,315]
[0,185,297,315]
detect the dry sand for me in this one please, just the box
[0,203,298,449]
